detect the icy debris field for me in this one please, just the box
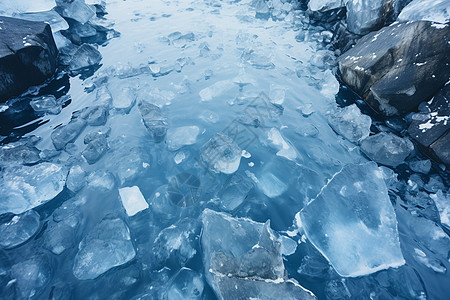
[0,0,449,299]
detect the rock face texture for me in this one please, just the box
[0,16,58,102]
[338,21,450,117]
[408,85,450,165]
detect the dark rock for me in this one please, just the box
[408,85,450,148]
[0,16,58,102]
[338,21,450,116]
[430,131,450,165]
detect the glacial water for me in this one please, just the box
[0,0,449,299]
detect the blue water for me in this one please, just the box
[0,0,449,299]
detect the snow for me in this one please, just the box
[119,186,149,216]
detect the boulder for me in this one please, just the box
[338,21,450,116]
[346,0,394,35]
[408,85,450,165]
[0,16,58,102]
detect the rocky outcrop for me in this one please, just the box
[338,21,450,116]
[0,16,58,102]
[408,85,450,165]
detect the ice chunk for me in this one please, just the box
[269,84,286,105]
[267,128,297,161]
[199,80,236,102]
[241,49,275,69]
[309,0,344,12]
[113,87,136,113]
[138,100,168,143]
[398,0,450,23]
[87,170,116,191]
[214,277,316,299]
[73,218,136,280]
[66,165,86,193]
[29,95,61,115]
[328,104,371,143]
[0,143,41,165]
[258,171,288,198]
[51,118,86,150]
[409,159,432,174]
[16,10,69,32]
[80,105,109,126]
[56,0,95,24]
[201,133,241,174]
[166,126,200,151]
[360,132,414,167]
[119,186,149,217]
[10,255,51,299]
[0,210,40,249]
[297,162,405,277]
[346,0,394,35]
[43,222,75,255]
[430,190,450,230]
[167,268,204,300]
[108,146,150,185]
[167,173,202,207]
[172,32,195,47]
[201,209,314,299]
[0,0,56,16]
[69,44,102,72]
[0,163,66,215]
[217,173,253,211]
[82,134,108,164]
[256,158,293,198]
[153,218,199,267]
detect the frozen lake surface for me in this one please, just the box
[0,0,449,299]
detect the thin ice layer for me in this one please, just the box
[297,162,405,277]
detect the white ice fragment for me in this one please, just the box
[119,186,149,217]
[267,128,297,161]
[199,80,236,102]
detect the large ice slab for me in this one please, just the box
[398,0,450,23]
[73,218,136,280]
[201,209,315,299]
[119,186,149,216]
[297,162,405,277]
[0,163,66,215]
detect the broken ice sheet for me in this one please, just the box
[201,209,315,299]
[297,162,405,277]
